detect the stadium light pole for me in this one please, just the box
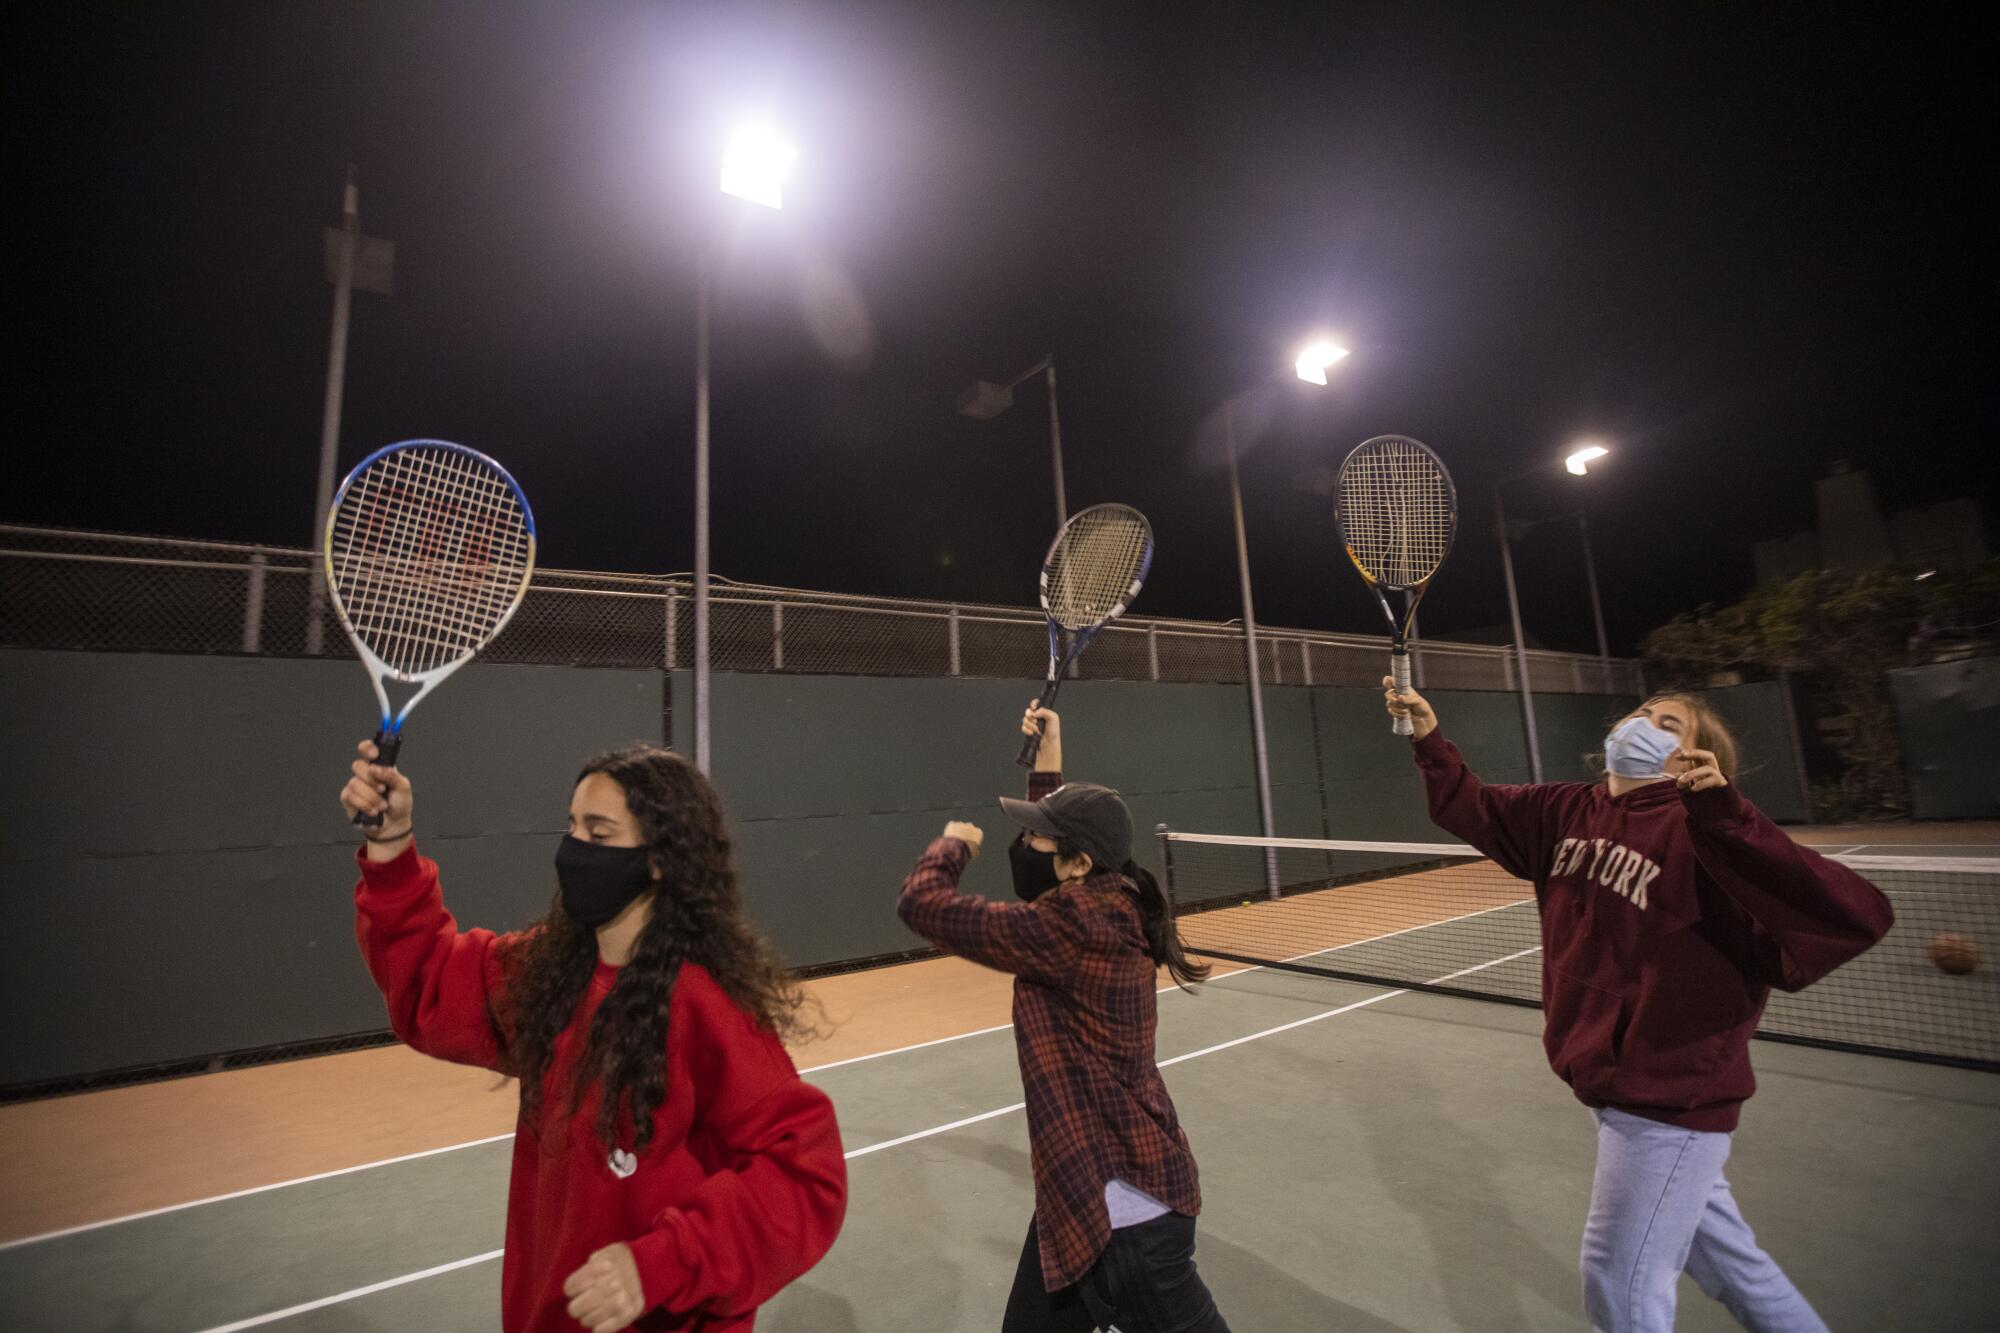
[1494,442,1612,782]
[1224,337,1350,898]
[958,356,1067,529]
[1565,445,1613,684]
[1221,401,1280,897]
[691,126,794,775]
[305,165,393,655]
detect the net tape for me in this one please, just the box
[1337,437,1454,589]
[327,446,534,675]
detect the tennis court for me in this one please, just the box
[3,831,1996,1331]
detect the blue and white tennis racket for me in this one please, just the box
[1017,503,1154,767]
[324,439,537,825]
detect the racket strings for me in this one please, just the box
[1337,439,1453,588]
[1046,507,1151,630]
[328,446,533,675]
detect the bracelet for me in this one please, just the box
[362,828,413,845]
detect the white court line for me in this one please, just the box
[1837,855,2000,874]
[0,1001,1169,1250]
[1262,896,1534,969]
[3,899,1536,1252]
[188,945,1544,1332]
[194,1249,506,1333]
[0,1134,517,1253]
[0,1025,1034,1252]
[841,1101,1028,1159]
[797,1022,1017,1075]
[1160,945,1543,1070]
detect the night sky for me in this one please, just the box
[11,2,1989,656]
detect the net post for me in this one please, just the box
[1155,823,1176,912]
[948,604,962,676]
[241,553,266,654]
[1147,623,1160,681]
[1301,638,1314,687]
[773,602,784,672]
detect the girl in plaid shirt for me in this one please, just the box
[898,704,1232,1333]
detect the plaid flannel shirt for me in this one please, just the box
[895,770,1201,1291]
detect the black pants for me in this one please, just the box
[1000,1213,1230,1333]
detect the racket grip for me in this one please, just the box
[1015,683,1060,768]
[1390,652,1414,737]
[353,728,403,829]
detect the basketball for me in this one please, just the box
[1928,933,1980,976]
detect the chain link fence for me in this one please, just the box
[0,524,1645,694]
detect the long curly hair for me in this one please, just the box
[495,744,812,1151]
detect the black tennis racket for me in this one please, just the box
[324,439,538,825]
[1017,503,1154,767]
[1334,435,1457,735]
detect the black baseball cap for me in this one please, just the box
[998,782,1134,871]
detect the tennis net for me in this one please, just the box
[1158,831,2000,1070]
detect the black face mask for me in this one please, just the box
[1008,835,1064,902]
[555,837,655,928]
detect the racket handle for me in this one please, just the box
[1015,682,1061,768]
[353,728,403,829]
[1390,651,1414,737]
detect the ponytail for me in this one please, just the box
[1124,859,1211,991]
[1052,836,1212,990]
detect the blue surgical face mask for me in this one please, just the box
[1604,716,1680,779]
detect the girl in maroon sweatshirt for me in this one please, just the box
[341,740,846,1333]
[1385,683,1891,1333]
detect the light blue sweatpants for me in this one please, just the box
[1580,1109,1829,1333]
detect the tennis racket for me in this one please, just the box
[1017,503,1154,767]
[1334,435,1457,735]
[325,439,537,825]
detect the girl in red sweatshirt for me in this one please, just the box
[341,740,846,1333]
[1385,682,1891,1333]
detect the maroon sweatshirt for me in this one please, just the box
[1413,729,1893,1131]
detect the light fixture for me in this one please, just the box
[1566,443,1610,476]
[720,126,795,210]
[1294,340,1350,386]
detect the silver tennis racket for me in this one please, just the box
[1018,503,1154,767]
[324,439,537,824]
[1334,436,1456,735]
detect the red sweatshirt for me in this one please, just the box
[1413,729,1893,1131]
[354,844,847,1333]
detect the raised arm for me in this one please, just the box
[896,829,1089,983]
[342,739,509,1069]
[1024,700,1063,775]
[1391,681,1580,882]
